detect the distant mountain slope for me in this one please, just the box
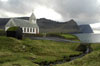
[79,24,93,33]
[0,18,10,29]
[0,17,80,33]
[37,18,80,33]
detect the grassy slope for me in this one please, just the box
[0,36,81,66]
[56,44,100,66]
[45,33,80,41]
[0,29,6,36]
[24,33,80,41]
[59,34,79,41]
[23,38,80,63]
[0,36,38,66]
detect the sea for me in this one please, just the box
[75,33,100,43]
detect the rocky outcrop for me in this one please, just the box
[79,24,93,33]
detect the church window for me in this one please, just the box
[24,28,26,32]
[30,28,32,32]
[27,28,29,32]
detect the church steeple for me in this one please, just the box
[29,11,36,24]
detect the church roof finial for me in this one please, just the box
[29,9,36,23]
[32,9,34,13]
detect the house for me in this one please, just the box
[5,13,39,34]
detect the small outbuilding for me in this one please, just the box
[6,26,23,39]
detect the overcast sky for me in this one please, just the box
[0,0,100,24]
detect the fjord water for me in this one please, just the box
[75,33,100,43]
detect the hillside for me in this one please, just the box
[79,24,93,33]
[37,18,80,33]
[0,36,81,66]
[0,17,80,33]
[0,18,10,29]
[56,43,100,66]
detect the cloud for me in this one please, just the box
[49,0,100,24]
[0,0,100,24]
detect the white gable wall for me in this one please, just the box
[5,27,9,31]
[5,19,16,31]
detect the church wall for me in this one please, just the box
[22,27,39,34]
[36,28,39,34]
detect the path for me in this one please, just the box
[29,36,81,43]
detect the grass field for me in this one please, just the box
[1,33,100,66]
[0,36,81,66]
[56,43,100,66]
[59,34,79,41]
[24,33,80,41]
[0,29,6,36]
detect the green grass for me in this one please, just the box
[1,59,39,66]
[22,38,81,63]
[46,33,80,41]
[0,29,6,36]
[0,36,81,65]
[0,51,37,66]
[60,34,79,41]
[24,33,80,41]
[7,26,20,31]
[60,34,77,39]
[56,43,100,66]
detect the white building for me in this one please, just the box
[5,13,39,34]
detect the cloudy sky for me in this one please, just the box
[0,0,100,25]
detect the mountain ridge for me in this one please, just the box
[0,17,80,33]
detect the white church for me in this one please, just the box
[5,12,39,34]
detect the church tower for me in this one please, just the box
[29,12,37,24]
[29,11,39,34]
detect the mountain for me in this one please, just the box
[0,18,10,29]
[0,17,80,33]
[37,18,80,33]
[79,24,93,33]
